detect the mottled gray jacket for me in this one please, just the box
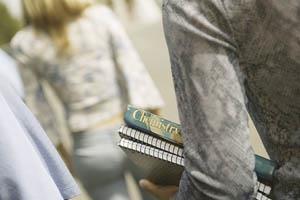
[163,0,300,199]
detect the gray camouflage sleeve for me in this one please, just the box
[162,0,256,199]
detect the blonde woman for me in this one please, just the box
[11,0,164,199]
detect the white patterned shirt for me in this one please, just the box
[11,5,164,132]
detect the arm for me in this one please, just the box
[162,0,256,199]
[107,8,164,110]
[10,30,64,147]
[0,79,80,200]
[0,50,24,98]
[20,67,62,146]
[20,67,74,173]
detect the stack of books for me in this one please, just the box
[118,105,276,199]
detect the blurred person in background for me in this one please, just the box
[11,0,164,200]
[0,49,24,98]
[19,67,75,172]
[104,1,178,199]
[0,1,73,172]
[0,74,80,200]
[0,5,80,197]
[103,0,180,125]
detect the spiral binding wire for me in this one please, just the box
[119,125,183,157]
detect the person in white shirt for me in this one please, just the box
[11,0,164,199]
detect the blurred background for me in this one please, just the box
[0,0,268,199]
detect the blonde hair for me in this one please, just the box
[23,0,94,54]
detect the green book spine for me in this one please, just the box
[124,105,183,146]
[255,155,277,183]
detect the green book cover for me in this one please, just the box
[255,155,277,183]
[124,105,183,146]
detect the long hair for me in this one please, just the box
[22,0,94,54]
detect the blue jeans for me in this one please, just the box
[72,124,129,200]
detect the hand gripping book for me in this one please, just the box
[119,106,277,199]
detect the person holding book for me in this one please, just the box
[140,1,300,200]
[11,0,164,199]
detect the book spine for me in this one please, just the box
[124,105,183,146]
[255,155,277,183]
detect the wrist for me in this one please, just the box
[169,192,177,200]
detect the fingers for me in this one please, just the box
[139,179,158,193]
[139,179,179,200]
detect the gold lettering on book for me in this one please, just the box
[131,109,181,137]
[132,109,142,121]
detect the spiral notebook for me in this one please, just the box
[119,138,183,185]
[119,125,183,157]
[118,125,273,199]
